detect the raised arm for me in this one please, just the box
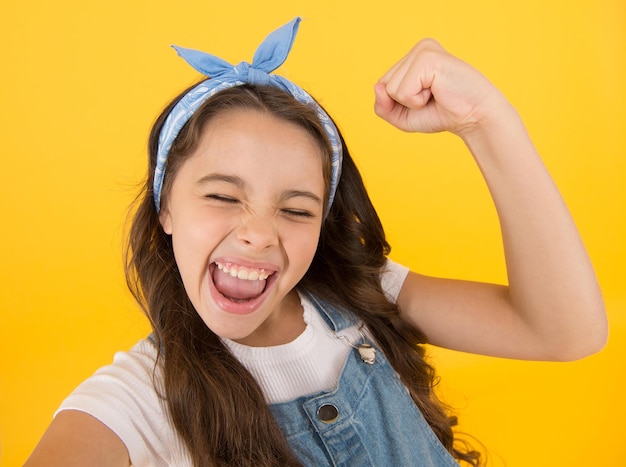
[374,39,607,361]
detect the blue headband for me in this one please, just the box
[154,17,343,213]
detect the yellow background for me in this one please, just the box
[1,0,624,465]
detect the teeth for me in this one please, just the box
[215,261,270,281]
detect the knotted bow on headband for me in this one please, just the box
[154,17,343,214]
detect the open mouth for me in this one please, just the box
[210,261,276,307]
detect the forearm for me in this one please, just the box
[461,99,607,359]
[376,38,607,359]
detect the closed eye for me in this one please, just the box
[206,194,239,204]
[281,208,315,219]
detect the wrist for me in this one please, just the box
[456,90,517,140]
[458,96,536,169]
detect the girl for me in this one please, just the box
[26,17,607,466]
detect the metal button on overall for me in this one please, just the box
[317,404,339,424]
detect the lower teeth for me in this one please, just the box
[229,297,252,304]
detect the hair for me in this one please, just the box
[125,82,481,466]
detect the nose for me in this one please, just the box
[236,213,278,251]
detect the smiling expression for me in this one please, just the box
[159,109,327,346]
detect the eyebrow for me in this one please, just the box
[195,173,245,188]
[196,173,323,205]
[280,190,323,206]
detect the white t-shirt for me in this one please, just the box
[57,260,409,466]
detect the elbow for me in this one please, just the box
[546,306,609,362]
[549,335,608,362]
[572,327,609,361]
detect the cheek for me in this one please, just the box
[169,217,222,277]
[285,225,322,270]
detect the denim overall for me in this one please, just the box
[269,293,460,466]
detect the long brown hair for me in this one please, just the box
[125,83,480,465]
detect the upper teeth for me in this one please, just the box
[215,262,270,281]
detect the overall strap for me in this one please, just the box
[299,289,361,333]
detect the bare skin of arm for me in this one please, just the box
[25,410,130,467]
[374,39,607,361]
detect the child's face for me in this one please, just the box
[159,109,326,345]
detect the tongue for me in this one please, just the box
[213,268,267,301]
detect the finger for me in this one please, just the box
[384,68,433,111]
[377,53,410,85]
[374,82,420,132]
[373,82,405,128]
[373,82,396,118]
[382,53,435,108]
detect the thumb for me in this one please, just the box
[374,81,434,132]
[373,82,395,119]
